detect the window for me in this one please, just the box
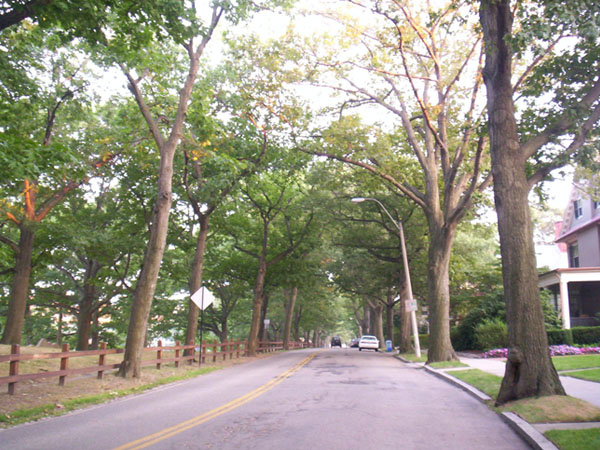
[573,199,583,218]
[568,243,580,268]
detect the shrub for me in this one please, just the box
[474,318,507,350]
[572,326,600,345]
[417,334,428,349]
[547,328,574,346]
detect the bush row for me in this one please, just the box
[418,325,600,351]
[547,326,600,346]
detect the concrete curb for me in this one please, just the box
[501,413,559,450]
[422,364,559,450]
[423,365,492,402]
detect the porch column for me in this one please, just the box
[559,276,571,329]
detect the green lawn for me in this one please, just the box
[448,369,502,399]
[546,428,600,450]
[399,353,427,363]
[552,354,600,371]
[564,368,600,383]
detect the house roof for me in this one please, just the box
[555,214,600,243]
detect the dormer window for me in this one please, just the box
[568,243,580,268]
[573,199,583,218]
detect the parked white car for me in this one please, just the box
[358,335,380,351]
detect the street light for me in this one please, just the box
[351,197,421,357]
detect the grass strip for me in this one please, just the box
[545,427,600,450]
[552,354,600,371]
[448,369,502,399]
[0,366,220,427]
[399,353,427,363]
[498,396,600,424]
[429,361,468,369]
[563,368,600,383]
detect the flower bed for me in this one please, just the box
[482,345,600,358]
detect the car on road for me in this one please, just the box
[349,338,360,348]
[331,336,342,347]
[358,335,379,351]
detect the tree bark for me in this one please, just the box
[426,223,458,362]
[1,224,34,344]
[184,214,210,356]
[283,287,298,350]
[119,145,175,377]
[76,259,101,350]
[368,301,384,348]
[247,257,267,356]
[480,0,565,404]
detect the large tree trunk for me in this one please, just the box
[184,214,210,355]
[247,259,267,356]
[426,223,458,363]
[1,225,34,344]
[369,301,384,348]
[293,306,302,341]
[118,146,176,378]
[258,291,270,342]
[283,287,298,350]
[76,259,101,350]
[480,0,565,404]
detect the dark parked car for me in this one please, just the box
[331,336,342,347]
[349,338,360,348]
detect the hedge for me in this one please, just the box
[571,326,600,345]
[547,328,574,346]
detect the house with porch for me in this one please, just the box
[538,184,600,329]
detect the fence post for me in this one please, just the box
[8,344,20,395]
[201,340,206,364]
[98,342,107,380]
[157,340,162,370]
[188,340,194,366]
[212,340,217,363]
[175,340,181,368]
[235,339,240,359]
[222,341,226,361]
[229,339,233,360]
[59,343,69,386]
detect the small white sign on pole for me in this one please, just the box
[191,287,215,310]
[405,299,417,312]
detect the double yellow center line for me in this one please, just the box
[115,351,319,450]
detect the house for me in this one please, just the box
[538,183,600,328]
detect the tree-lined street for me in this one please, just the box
[0,350,528,449]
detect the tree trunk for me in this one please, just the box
[76,259,101,350]
[247,259,267,356]
[258,291,270,342]
[480,0,565,405]
[369,302,384,348]
[91,311,99,350]
[57,306,63,347]
[293,306,302,341]
[118,145,176,378]
[283,287,298,350]
[1,224,34,344]
[184,214,210,356]
[425,223,458,363]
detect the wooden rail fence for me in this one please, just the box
[0,339,309,395]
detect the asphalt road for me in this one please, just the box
[0,348,529,449]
